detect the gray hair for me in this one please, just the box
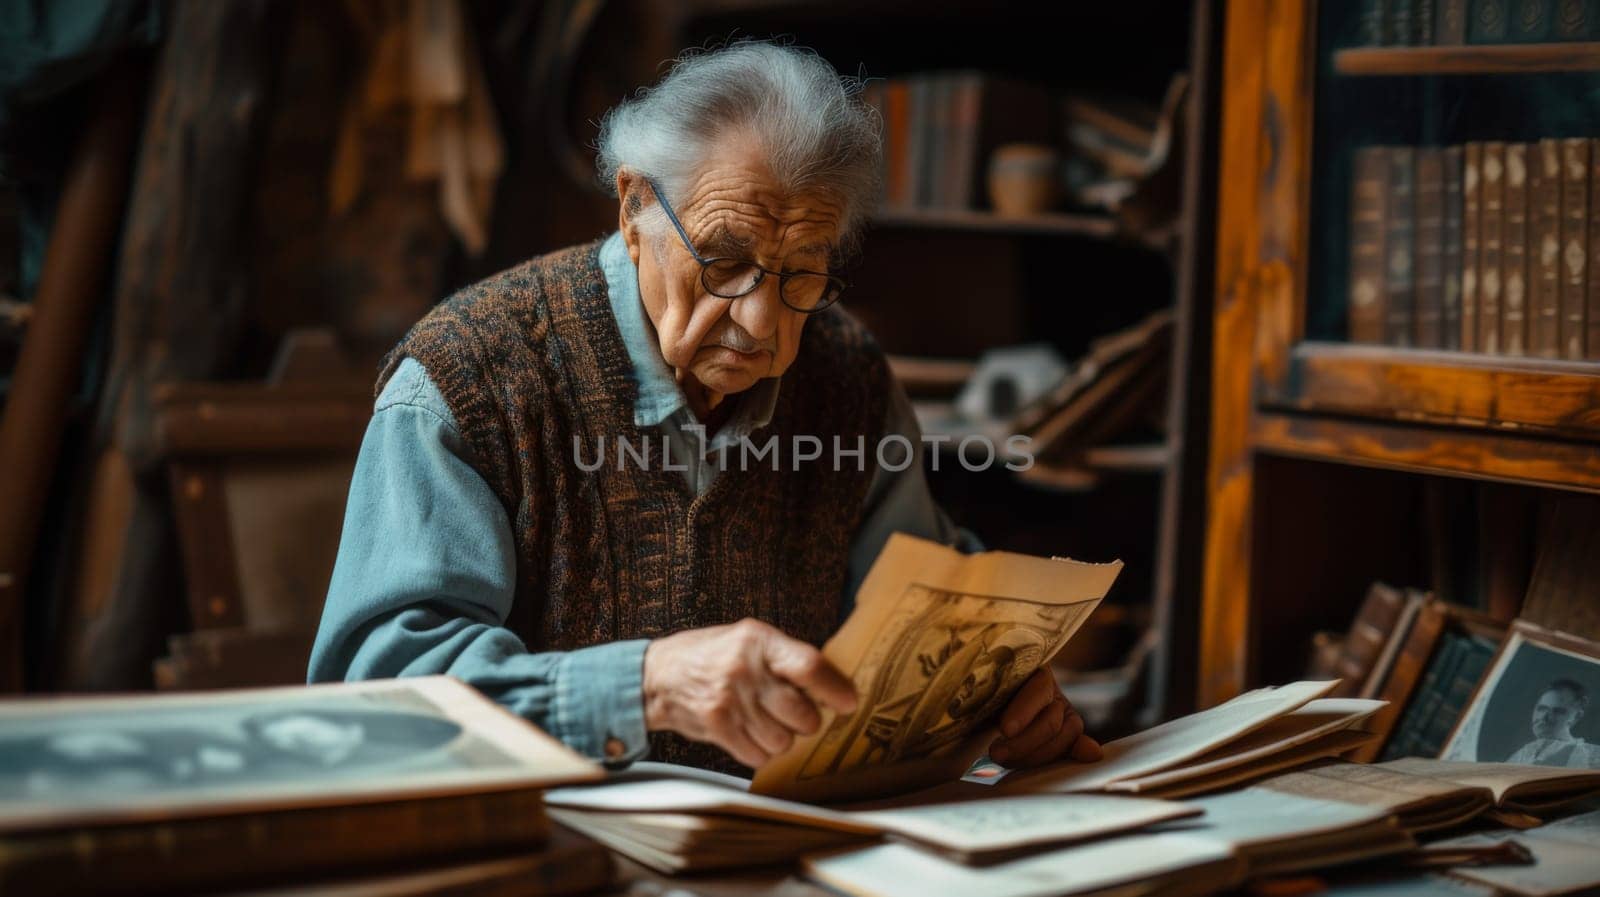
[594,40,882,260]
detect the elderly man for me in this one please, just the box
[310,41,1099,776]
[1505,679,1600,769]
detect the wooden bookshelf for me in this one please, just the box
[1333,42,1600,76]
[1199,1,1600,707]
[1264,343,1600,440]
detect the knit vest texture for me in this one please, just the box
[378,239,889,773]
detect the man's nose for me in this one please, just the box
[729,277,782,341]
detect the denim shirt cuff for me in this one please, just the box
[554,638,651,768]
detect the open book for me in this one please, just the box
[804,784,1413,897]
[545,681,1383,873]
[1249,758,1600,835]
[545,768,1195,873]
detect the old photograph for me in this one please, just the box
[1442,623,1600,770]
[0,676,598,831]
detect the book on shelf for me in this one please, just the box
[1360,588,1430,701]
[1464,142,1483,351]
[1350,597,1506,762]
[0,677,603,896]
[1361,0,1599,44]
[1559,138,1590,359]
[1503,142,1531,354]
[1480,142,1506,354]
[1443,145,1466,347]
[865,72,1053,214]
[1350,147,1391,345]
[1591,136,1600,359]
[1326,582,1412,698]
[1348,138,1598,358]
[1388,146,1420,346]
[1531,138,1564,357]
[1416,146,1448,347]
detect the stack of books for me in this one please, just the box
[1348,139,1600,359]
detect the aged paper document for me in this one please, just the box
[752,533,1121,803]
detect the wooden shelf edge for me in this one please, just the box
[870,207,1178,251]
[1252,411,1600,494]
[1333,42,1600,75]
[1267,341,1600,440]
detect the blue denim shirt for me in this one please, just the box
[309,232,975,766]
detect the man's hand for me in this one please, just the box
[642,618,858,768]
[988,668,1102,768]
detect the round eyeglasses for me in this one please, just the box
[646,179,848,313]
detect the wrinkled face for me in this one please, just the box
[1531,689,1582,740]
[619,133,844,400]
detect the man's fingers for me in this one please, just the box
[991,696,1065,764]
[758,681,823,736]
[714,723,771,769]
[1017,709,1088,768]
[1000,669,1059,738]
[1070,732,1104,762]
[764,633,857,715]
[741,701,796,757]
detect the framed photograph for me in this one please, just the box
[0,675,600,832]
[1442,622,1600,770]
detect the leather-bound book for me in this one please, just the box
[1391,0,1419,43]
[1414,148,1447,347]
[882,81,912,209]
[1349,147,1390,345]
[1358,599,1505,763]
[1590,138,1600,360]
[1509,0,1554,40]
[1530,139,1563,358]
[1559,138,1590,359]
[1386,146,1418,346]
[1362,0,1392,44]
[1437,0,1471,41]
[1330,583,1410,699]
[1360,589,1429,701]
[1551,0,1597,38]
[1502,143,1530,355]
[1468,0,1511,41]
[1416,0,1439,42]
[1442,146,1465,348]
[1462,143,1482,351]
[1478,143,1506,354]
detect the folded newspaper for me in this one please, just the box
[750,533,1124,803]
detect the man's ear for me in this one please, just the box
[616,169,649,265]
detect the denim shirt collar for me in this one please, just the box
[599,231,781,433]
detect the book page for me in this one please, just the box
[1106,698,1383,794]
[1377,758,1600,808]
[1257,761,1479,810]
[998,680,1341,794]
[1443,809,1600,897]
[751,534,1121,803]
[804,833,1239,897]
[854,793,1198,855]
[1127,729,1376,799]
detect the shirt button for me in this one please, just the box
[604,737,627,760]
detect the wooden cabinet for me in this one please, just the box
[1201,1,1600,706]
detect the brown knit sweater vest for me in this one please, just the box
[378,239,889,772]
